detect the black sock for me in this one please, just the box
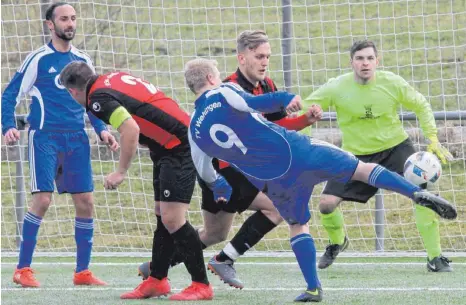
[229,210,277,255]
[169,229,206,267]
[150,215,175,280]
[171,222,209,285]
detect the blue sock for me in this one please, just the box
[75,217,94,273]
[17,212,42,269]
[368,165,421,199]
[290,233,320,290]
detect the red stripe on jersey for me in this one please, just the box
[132,115,181,149]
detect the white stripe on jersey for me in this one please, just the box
[19,45,54,103]
[206,85,256,113]
[28,130,39,192]
[188,121,219,184]
[29,86,46,129]
[18,46,46,73]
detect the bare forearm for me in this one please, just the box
[118,124,139,174]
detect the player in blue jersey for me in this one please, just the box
[184,58,457,302]
[1,2,118,288]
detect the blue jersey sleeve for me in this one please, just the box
[1,71,25,134]
[220,83,295,114]
[87,111,107,136]
[188,125,219,183]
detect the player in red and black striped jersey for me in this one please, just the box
[60,61,213,301]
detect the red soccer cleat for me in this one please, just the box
[73,270,107,286]
[169,282,214,301]
[120,276,171,299]
[13,267,40,288]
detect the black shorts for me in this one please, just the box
[150,147,196,204]
[322,138,416,203]
[200,165,260,214]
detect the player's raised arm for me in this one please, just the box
[303,77,336,111]
[221,83,298,114]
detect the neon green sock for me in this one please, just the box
[320,209,345,245]
[415,205,441,260]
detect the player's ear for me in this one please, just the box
[237,53,245,65]
[45,20,54,32]
[67,88,77,98]
[206,73,214,85]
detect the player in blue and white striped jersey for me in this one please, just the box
[1,2,118,288]
[184,58,457,302]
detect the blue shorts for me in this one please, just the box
[266,137,359,225]
[28,129,93,194]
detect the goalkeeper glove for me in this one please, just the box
[427,136,453,164]
[208,176,232,203]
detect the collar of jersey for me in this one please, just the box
[194,90,210,109]
[47,40,72,54]
[85,75,100,111]
[231,68,257,93]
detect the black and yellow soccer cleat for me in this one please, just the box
[294,287,323,302]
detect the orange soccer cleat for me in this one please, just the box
[169,282,214,301]
[73,270,107,286]
[13,267,40,288]
[120,276,171,299]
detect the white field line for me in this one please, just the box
[2,287,466,292]
[2,251,466,258]
[1,262,466,266]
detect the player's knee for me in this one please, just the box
[351,161,377,182]
[213,230,229,244]
[31,193,52,214]
[72,193,94,217]
[203,227,229,244]
[261,208,283,225]
[161,214,185,233]
[319,196,339,214]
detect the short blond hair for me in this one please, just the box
[237,30,269,53]
[184,58,219,94]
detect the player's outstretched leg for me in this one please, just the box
[412,191,457,220]
[354,163,457,220]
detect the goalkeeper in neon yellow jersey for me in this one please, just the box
[304,40,454,272]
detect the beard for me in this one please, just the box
[54,25,76,41]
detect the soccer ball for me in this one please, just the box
[403,151,442,189]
